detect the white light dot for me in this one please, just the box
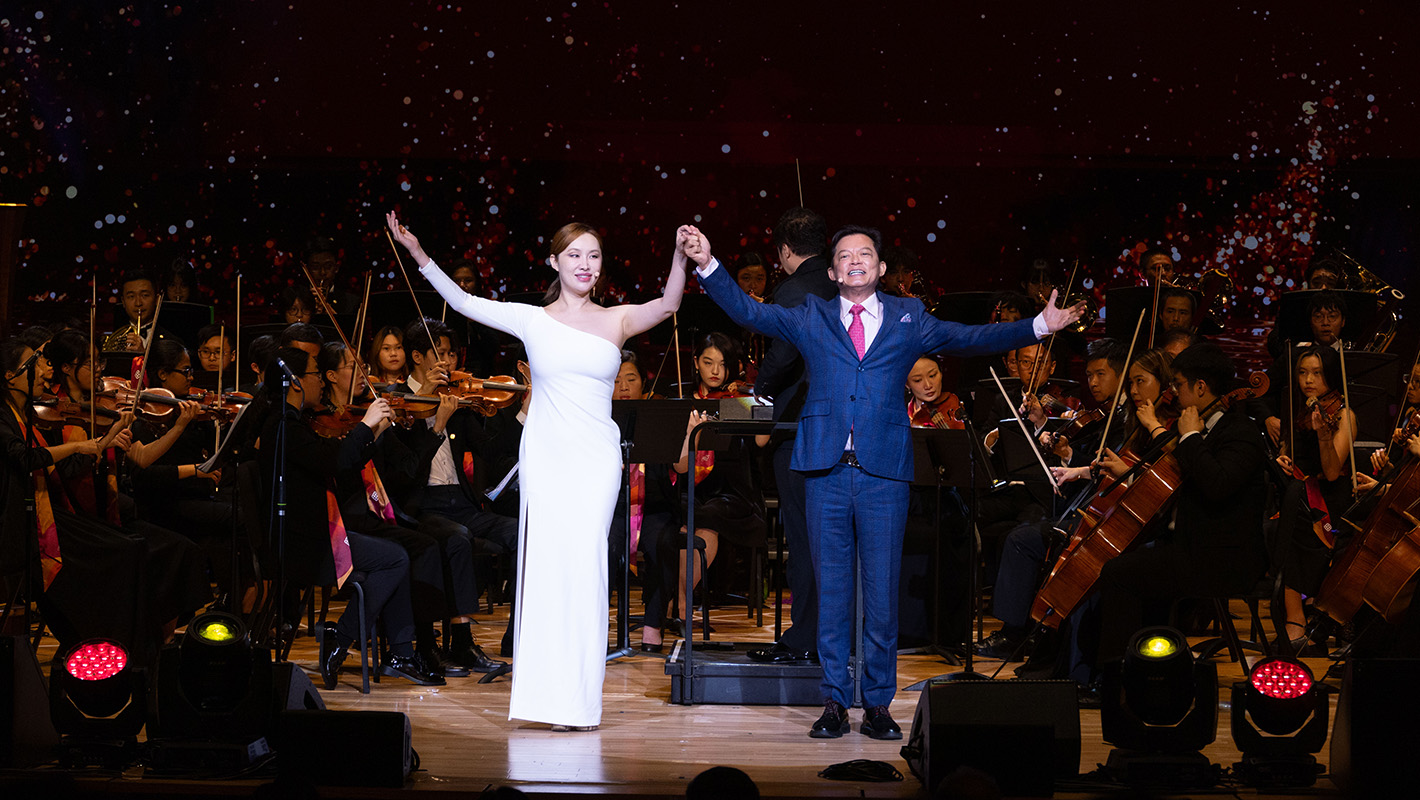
[489,205,499,214]
[926,233,937,242]
[65,186,77,199]
[936,219,945,229]
[185,220,194,229]
[721,144,731,153]
[168,225,178,234]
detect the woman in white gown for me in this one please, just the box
[386,212,689,729]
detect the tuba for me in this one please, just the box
[1335,249,1405,352]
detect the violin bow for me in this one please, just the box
[990,366,1061,495]
[795,158,804,207]
[1339,343,1358,482]
[1094,309,1147,464]
[234,273,242,391]
[89,276,97,438]
[1147,253,1164,348]
[1287,340,1296,462]
[1030,259,1078,396]
[131,295,164,413]
[673,313,684,399]
[300,264,375,407]
[350,271,374,402]
[383,228,445,384]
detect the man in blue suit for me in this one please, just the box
[685,224,1083,739]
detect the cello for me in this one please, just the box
[1030,372,1269,627]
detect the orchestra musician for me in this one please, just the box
[1272,345,1356,652]
[102,268,175,353]
[1094,343,1269,666]
[366,324,409,386]
[253,346,442,687]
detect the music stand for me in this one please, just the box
[608,399,723,661]
[905,424,1001,690]
[931,291,999,325]
[1274,289,1379,346]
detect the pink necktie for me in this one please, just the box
[848,304,866,359]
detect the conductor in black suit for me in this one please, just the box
[1095,342,1269,664]
[747,207,840,665]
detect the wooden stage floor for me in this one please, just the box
[30,595,1346,799]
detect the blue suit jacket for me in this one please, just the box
[701,263,1039,482]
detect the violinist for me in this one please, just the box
[317,341,503,677]
[1261,291,1350,444]
[1273,344,1356,650]
[2,337,209,663]
[906,356,962,429]
[253,347,441,687]
[279,322,324,359]
[43,330,136,525]
[1095,343,1269,666]
[1158,327,1202,359]
[388,317,520,662]
[691,332,751,399]
[125,339,240,599]
[1091,348,1181,482]
[277,287,316,326]
[102,269,176,353]
[366,324,409,386]
[241,335,280,394]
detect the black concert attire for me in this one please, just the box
[2,405,209,666]
[388,377,520,653]
[128,418,238,596]
[1095,406,1269,665]
[1273,422,1354,597]
[752,254,837,655]
[257,403,417,658]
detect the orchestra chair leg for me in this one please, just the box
[1183,595,1270,676]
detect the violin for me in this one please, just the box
[1299,389,1346,434]
[695,380,752,400]
[95,378,243,425]
[910,393,965,430]
[1046,406,1105,447]
[31,395,125,431]
[444,367,530,415]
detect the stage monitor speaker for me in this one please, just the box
[902,679,1079,797]
[1,635,59,768]
[1331,658,1420,796]
[276,710,412,788]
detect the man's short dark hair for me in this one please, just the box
[882,245,918,276]
[303,236,339,263]
[991,291,1034,319]
[1304,255,1344,286]
[770,207,827,260]
[404,317,455,360]
[1171,342,1236,397]
[1162,287,1197,311]
[279,323,323,347]
[195,323,230,345]
[248,334,279,370]
[1085,338,1127,376]
[1140,248,1172,269]
[120,268,156,292]
[1159,327,1204,351]
[829,225,883,259]
[1306,290,1348,320]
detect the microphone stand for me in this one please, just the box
[270,374,291,655]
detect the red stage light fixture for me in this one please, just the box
[49,638,146,768]
[1230,656,1329,788]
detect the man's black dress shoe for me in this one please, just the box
[448,642,507,673]
[748,642,817,664]
[973,629,1026,661]
[420,646,469,678]
[861,705,902,740]
[383,654,447,686]
[810,701,850,739]
[319,625,347,691]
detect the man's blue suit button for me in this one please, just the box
[849,395,855,401]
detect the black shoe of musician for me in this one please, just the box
[383,654,447,686]
[973,629,1028,661]
[420,645,469,678]
[500,627,514,658]
[748,642,818,664]
[861,705,903,740]
[448,642,507,673]
[1077,681,1103,709]
[810,701,851,739]
[319,625,347,691]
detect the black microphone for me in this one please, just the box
[275,357,302,391]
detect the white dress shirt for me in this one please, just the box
[407,374,460,487]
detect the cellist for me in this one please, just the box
[1094,343,1269,666]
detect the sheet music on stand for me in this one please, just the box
[198,402,252,473]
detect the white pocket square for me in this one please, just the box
[900,313,912,323]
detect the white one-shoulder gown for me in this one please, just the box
[422,261,622,727]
